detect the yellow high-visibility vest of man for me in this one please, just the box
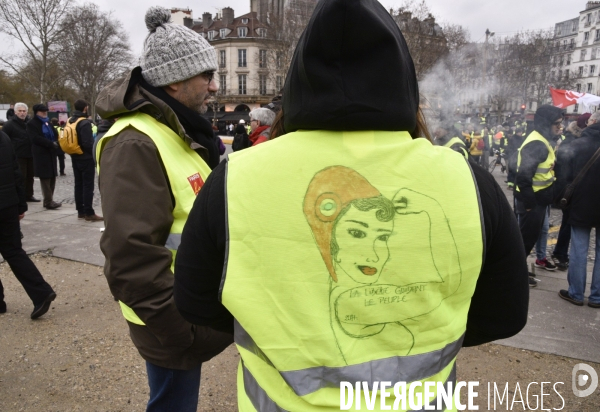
[222,130,484,410]
[516,131,556,192]
[96,112,211,325]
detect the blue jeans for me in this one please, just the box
[535,207,550,261]
[568,226,600,304]
[146,362,202,412]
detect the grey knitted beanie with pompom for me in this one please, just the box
[140,6,217,87]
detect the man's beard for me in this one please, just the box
[179,83,212,114]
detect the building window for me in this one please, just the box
[238,27,248,38]
[220,28,227,38]
[259,75,267,95]
[576,84,581,92]
[574,103,579,113]
[585,32,590,41]
[529,101,533,110]
[238,49,246,67]
[241,18,248,24]
[208,31,215,40]
[257,28,267,38]
[276,52,282,69]
[259,49,267,68]
[220,75,227,94]
[531,85,535,94]
[566,54,571,65]
[220,50,226,68]
[570,39,575,48]
[592,65,596,75]
[588,83,593,93]
[558,69,562,80]
[276,76,283,91]
[565,69,569,79]
[579,66,584,76]
[238,75,247,95]
[581,49,587,60]
[596,30,600,41]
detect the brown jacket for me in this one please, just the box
[95,67,232,369]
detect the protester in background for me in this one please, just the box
[248,107,275,146]
[2,103,39,202]
[0,130,57,318]
[6,103,15,121]
[469,128,484,165]
[433,121,469,158]
[67,100,102,222]
[506,127,526,190]
[50,118,66,176]
[515,105,564,286]
[174,0,528,409]
[232,120,250,151]
[95,7,232,411]
[27,104,61,210]
[552,117,587,271]
[557,111,600,308]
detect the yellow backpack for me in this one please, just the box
[59,117,85,155]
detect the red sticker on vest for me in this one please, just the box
[187,173,204,195]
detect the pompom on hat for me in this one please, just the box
[140,6,218,87]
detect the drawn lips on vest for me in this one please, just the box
[358,266,377,276]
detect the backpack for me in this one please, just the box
[59,117,85,155]
[232,132,251,152]
[476,138,485,150]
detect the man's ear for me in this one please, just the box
[163,81,182,95]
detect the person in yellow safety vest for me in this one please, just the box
[462,124,473,147]
[469,128,484,165]
[50,117,66,176]
[480,126,493,171]
[174,1,529,410]
[432,121,469,159]
[95,6,232,411]
[515,105,565,287]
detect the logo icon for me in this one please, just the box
[572,363,598,397]
[187,173,204,196]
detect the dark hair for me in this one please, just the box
[330,196,395,259]
[270,110,286,140]
[50,118,58,125]
[411,107,431,142]
[74,99,89,112]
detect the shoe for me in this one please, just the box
[78,214,85,219]
[535,258,556,271]
[0,301,6,313]
[555,261,568,271]
[589,301,600,308]
[45,201,62,210]
[84,214,104,222]
[31,292,57,319]
[558,290,583,306]
[26,197,41,202]
[528,276,537,288]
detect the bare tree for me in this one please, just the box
[58,4,133,118]
[0,0,71,102]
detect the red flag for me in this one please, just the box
[549,87,582,108]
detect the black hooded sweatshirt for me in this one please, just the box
[174,0,528,346]
[514,105,564,209]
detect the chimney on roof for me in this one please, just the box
[587,1,600,9]
[183,17,193,28]
[222,7,234,26]
[202,12,213,29]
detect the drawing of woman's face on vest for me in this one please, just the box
[303,166,395,286]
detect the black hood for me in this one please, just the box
[283,0,418,133]
[534,105,564,141]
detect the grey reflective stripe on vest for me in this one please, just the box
[235,319,464,397]
[243,364,289,412]
[532,177,556,186]
[408,363,457,412]
[536,167,551,173]
[165,233,181,250]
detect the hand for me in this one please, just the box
[52,142,59,150]
[18,213,25,220]
[526,209,532,212]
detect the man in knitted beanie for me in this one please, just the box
[95,6,232,411]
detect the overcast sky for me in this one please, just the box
[1,0,583,58]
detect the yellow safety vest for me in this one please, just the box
[96,112,211,326]
[222,130,484,411]
[516,131,556,193]
[444,136,469,159]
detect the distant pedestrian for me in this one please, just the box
[6,103,15,121]
[557,111,600,308]
[2,103,39,202]
[51,118,66,176]
[67,100,102,221]
[0,130,57,318]
[27,104,61,210]
[232,120,250,151]
[248,107,275,146]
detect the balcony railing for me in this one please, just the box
[217,88,280,97]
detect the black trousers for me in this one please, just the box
[553,208,571,262]
[57,153,65,174]
[17,157,34,198]
[0,205,54,306]
[515,198,548,257]
[72,158,96,216]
